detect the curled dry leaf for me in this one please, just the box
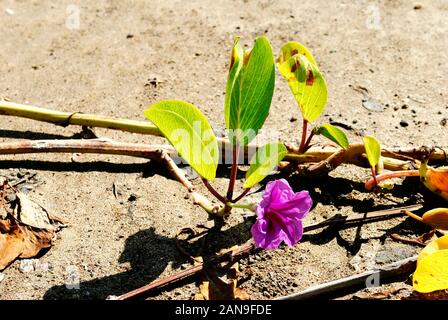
[195,246,250,300]
[420,160,448,201]
[0,181,64,271]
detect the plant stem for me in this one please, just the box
[401,210,424,223]
[232,188,251,203]
[226,144,240,201]
[364,170,420,191]
[201,179,226,204]
[303,129,315,152]
[226,202,255,210]
[0,101,162,136]
[299,119,308,154]
[370,167,378,188]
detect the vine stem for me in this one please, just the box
[1,101,446,165]
[364,170,420,190]
[201,179,226,204]
[226,202,255,210]
[225,144,240,210]
[232,188,251,203]
[299,119,308,154]
[303,129,315,152]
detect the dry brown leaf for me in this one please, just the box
[0,181,62,271]
[0,219,25,270]
[195,245,250,300]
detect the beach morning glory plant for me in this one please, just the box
[144,36,318,250]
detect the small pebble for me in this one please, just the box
[441,118,447,126]
[400,120,409,127]
[414,4,422,10]
[20,259,37,273]
[0,273,5,282]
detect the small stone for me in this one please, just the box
[413,4,422,10]
[441,118,447,126]
[126,34,134,39]
[401,104,408,109]
[19,259,38,273]
[5,8,15,15]
[290,116,297,122]
[399,120,409,127]
[0,273,5,282]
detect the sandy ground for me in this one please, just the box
[0,0,447,299]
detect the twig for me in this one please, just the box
[112,204,422,300]
[112,241,254,300]
[276,256,417,300]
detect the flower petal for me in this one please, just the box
[278,218,304,246]
[251,217,283,250]
[270,190,313,219]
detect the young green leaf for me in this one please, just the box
[244,143,287,189]
[363,135,381,169]
[225,36,275,146]
[315,123,349,150]
[277,42,328,122]
[144,100,219,181]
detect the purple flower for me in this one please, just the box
[251,179,312,250]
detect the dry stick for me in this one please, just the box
[0,138,196,193]
[276,256,417,300]
[0,138,226,213]
[112,204,422,300]
[1,101,446,169]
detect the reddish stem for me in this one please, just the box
[201,179,226,204]
[299,119,308,154]
[232,188,251,203]
[226,144,240,201]
[371,167,378,188]
[365,170,420,190]
[303,129,315,152]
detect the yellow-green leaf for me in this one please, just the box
[413,235,448,293]
[315,124,349,150]
[277,42,328,122]
[144,100,219,180]
[244,143,287,189]
[277,41,317,66]
[363,135,381,169]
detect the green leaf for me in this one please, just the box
[225,36,275,145]
[144,100,219,181]
[244,143,287,189]
[315,124,349,150]
[363,135,381,169]
[277,42,328,122]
